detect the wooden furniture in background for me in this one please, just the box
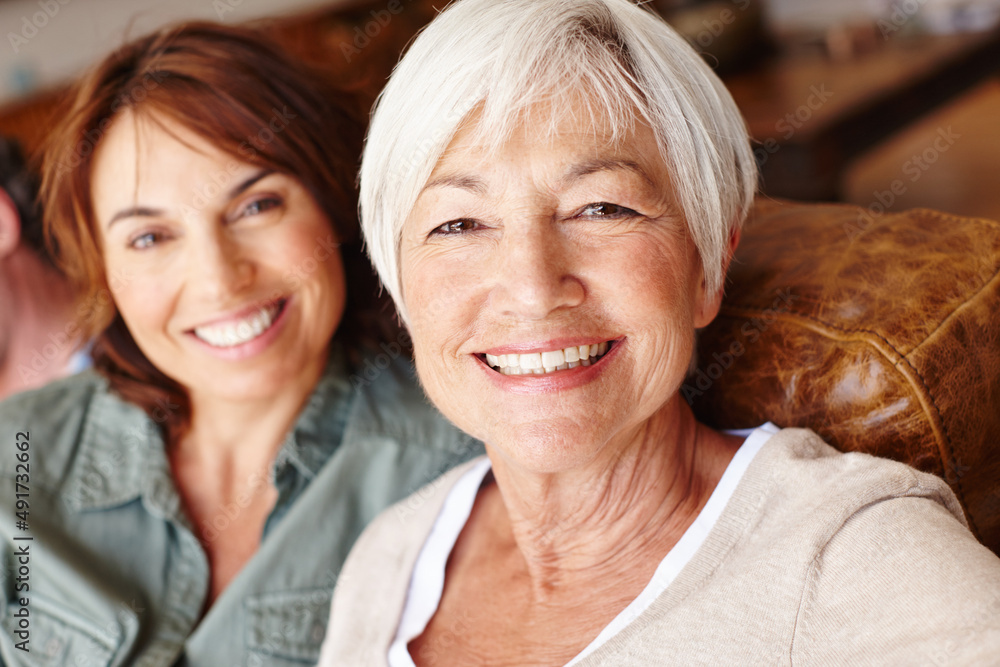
[724,30,1000,200]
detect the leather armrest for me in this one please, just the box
[691,198,1000,554]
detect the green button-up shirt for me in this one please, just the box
[0,346,481,666]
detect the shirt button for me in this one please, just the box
[312,623,326,642]
[44,637,63,657]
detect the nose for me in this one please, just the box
[188,228,254,301]
[489,223,585,320]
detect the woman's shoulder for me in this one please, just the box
[753,429,1000,663]
[0,370,138,480]
[322,457,486,663]
[0,368,106,414]
[751,426,965,523]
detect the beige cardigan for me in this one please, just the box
[319,428,1000,665]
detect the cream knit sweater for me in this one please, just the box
[320,428,1000,665]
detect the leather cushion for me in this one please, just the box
[690,198,1000,555]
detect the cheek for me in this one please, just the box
[272,225,345,297]
[649,231,699,295]
[590,233,698,315]
[109,272,176,340]
[402,252,478,395]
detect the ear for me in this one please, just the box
[693,225,741,329]
[0,187,22,260]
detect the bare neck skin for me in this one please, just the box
[0,248,79,400]
[412,398,742,666]
[490,396,737,595]
[168,352,326,610]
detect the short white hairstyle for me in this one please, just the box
[360,0,757,321]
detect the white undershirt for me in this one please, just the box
[388,423,780,667]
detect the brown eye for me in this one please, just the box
[581,203,635,217]
[433,219,479,235]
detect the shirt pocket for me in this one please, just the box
[244,587,332,664]
[1,592,122,667]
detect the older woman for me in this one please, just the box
[0,22,478,665]
[319,0,1000,664]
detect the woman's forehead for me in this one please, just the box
[431,103,667,187]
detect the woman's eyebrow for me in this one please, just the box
[107,206,163,229]
[561,158,655,189]
[229,168,275,199]
[106,168,275,230]
[421,174,487,195]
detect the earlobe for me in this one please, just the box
[0,188,22,259]
[722,226,741,276]
[693,225,742,329]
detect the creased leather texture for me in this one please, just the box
[691,199,1000,555]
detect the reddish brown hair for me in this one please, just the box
[40,21,376,442]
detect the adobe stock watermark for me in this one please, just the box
[213,0,245,20]
[55,61,170,176]
[394,433,482,523]
[347,286,467,391]
[754,84,834,168]
[7,0,73,54]
[684,0,753,50]
[340,0,421,63]
[878,0,928,38]
[389,102,476,191]
[924,592,1000,665]
[681,288,798,404]
[410,608,475,664]
[179,105,298,218]
[844,126,960,241]
[64,397,182,510]
[200,469,272,542]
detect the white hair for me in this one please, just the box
[360,0,757,321]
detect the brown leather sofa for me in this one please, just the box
[692,198,1000,555]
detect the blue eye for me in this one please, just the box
[580,203,636,218]
[242,197,282,217]
[129,231,162,249]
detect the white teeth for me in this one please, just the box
[485,342,612,375]
[194,302,281,348]
[541,349,564,368]
[520,353,542,370]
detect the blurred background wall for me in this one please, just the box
[1,0,999,219]
[0,0,336,103]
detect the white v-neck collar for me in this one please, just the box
[389,423,779,667]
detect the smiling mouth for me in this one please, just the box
[192,299,287,348]
[480,341,616,376]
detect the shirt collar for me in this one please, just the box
[270,345,353,481]
[63,380,164,512]
[64,344,354,511]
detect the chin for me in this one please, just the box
[485,419,609,474]
[183,358,318,403]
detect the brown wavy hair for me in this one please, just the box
[40,21,380,443]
